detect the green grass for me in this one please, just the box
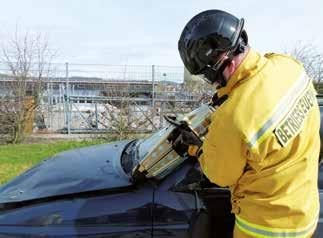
[0,140,107,185]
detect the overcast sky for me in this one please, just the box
[0,0,322,66]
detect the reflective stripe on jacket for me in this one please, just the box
[235,213,318,238]
[198,49,320,235]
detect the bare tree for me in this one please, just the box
[288,44,323,92]
[100,87,156,140]
[0,29,56,143]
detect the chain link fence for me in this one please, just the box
[0,62,213,136]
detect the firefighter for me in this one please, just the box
[177,9,320,238]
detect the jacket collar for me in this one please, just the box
[217,49,267,97]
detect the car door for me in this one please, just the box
[0,186,154,237]
[152,160,206,238]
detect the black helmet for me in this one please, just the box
[178,10,248,85]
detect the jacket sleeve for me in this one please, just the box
[198,112,247,187]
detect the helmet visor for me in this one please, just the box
[196,52,227,79]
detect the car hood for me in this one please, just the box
[0,141,132,204]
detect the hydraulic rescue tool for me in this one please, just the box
[132,94,227,181]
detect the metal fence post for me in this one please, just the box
[48,81,52,129]
[65,62,71,134]
[151,65,156,128]
[95,103,99,129]
[152,65,155,108]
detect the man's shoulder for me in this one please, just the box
[264,52,303,67]
[264,52,291,59]
[211,94,244,133]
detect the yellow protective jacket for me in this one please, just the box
[198,49,320,237]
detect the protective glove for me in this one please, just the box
[168,127,203,158]
[188,144,202,158]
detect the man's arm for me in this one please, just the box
[198,115,247,187]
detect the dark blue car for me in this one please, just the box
[0,103,322,237]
